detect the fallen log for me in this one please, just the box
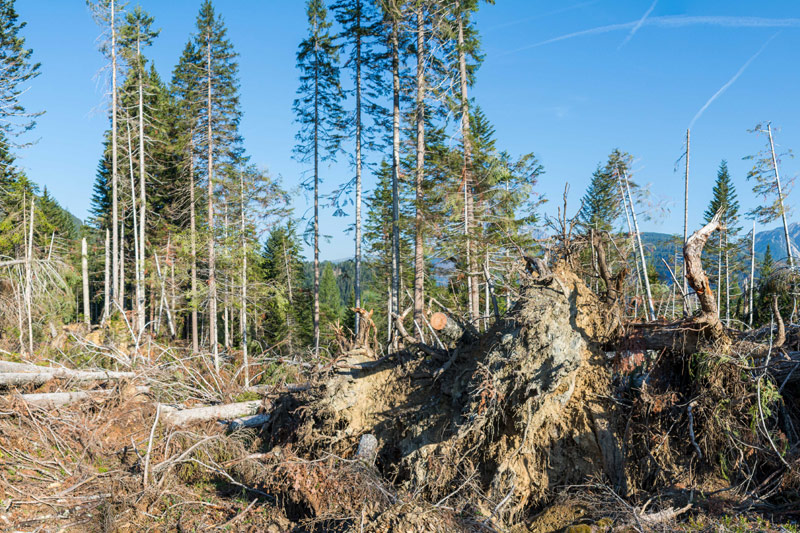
[225,412,271,430]
[16,386,150,409]
[160,400,263,427]
[0,369,135,388]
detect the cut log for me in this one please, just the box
[430,312,465,342]
[0,369,135,388]
[160,400,263,427]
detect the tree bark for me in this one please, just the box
[207,37,219,370]
[138,36,147,335]
[413,6,426,339]
[683,128,690,316]
[354,0,363,337]
[189,139,199,353]
[767,124,794,268]
[240,169,249,386]
[82,237,90,326]
[159,400,263,427]
[104,228,110,322]
[684,209,725,339]
[457,1,479,324]
[390,15,401,342]
[111,0,120,310]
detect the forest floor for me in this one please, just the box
[1,267,800,531]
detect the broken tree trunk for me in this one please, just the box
[160,400,263,427]
[683,208,726,341]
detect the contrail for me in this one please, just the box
[688,34,778,129]
[500,16,800,56]
[487,0,600,32]
[619,0,657,49]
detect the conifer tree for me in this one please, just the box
[331,0,386,336]
[704,160,740,323]
[580,165,620,231]
[746,123,794,267]
[261,222,311,351]
[320,262,343,333]
[293,0,344,355]
[0,0,41,140]
[120,5,159,334]
[193,0,244,368]
[171,40,202,352]
[88,0,124,313]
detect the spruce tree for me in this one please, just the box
[293,0,344,356]
[120,5,159,334]
[0,0,41,140]
[704,160,740,323]
[193,0,244,368]
[580,165,620,231]
[331,0,386,336]
[261,222,311,351]
[320,262,344,333]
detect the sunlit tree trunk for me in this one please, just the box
[413,5,426,339]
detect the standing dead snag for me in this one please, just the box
[684,208,725,340]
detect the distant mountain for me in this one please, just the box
[753,222,800,261]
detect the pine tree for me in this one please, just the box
[261,222,311,351]
[119,5,159,334]
[579,165,620,231]
[0,0,42,140]
[171,40,203,353]
[331,0,386,336]
[0,0,41,142]
[293,0,344,356]
[320,262,343,333]
[193,0,244,368]
[704,160,740,323]
[88,0,124,312]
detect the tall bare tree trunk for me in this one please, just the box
[616,169,644,312]
[622,170,655,321]
[725,233,730,326]
[717,233,722,316]
[189,140,198,352]
[313,38,321,356]
[119,208,125,312]
[240,170,249,386]
[282,235,295,354]
[126,121,141,331]
[390,16,401,342]
[353,0,363,336]
[206,38,219,370]
[457,2,479,324]
[767,124,794,268]
[24,197,34,355]
[413,6,426,339]
[683,128,690,315]
[137,37,147,335]
[82,237,90,326]
[104,228,110,322]
[749,220,755,327]
[111,0,120,309]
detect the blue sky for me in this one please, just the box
[13,0,800,260]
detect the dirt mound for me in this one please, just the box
[265,267,623,528]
